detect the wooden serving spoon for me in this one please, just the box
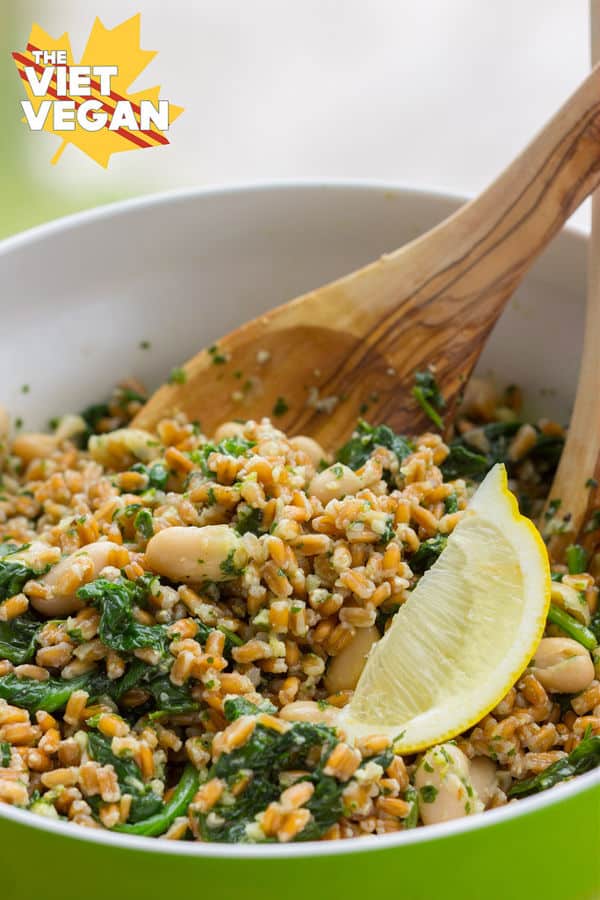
[542,4,600,554]
[135,65,600,451]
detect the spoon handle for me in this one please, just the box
[543,7,600,556]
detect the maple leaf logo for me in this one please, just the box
[12,14,184,168]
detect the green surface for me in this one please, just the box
[1,780,598,900]
[0,3,142,240]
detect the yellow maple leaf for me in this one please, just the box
[13,14,183,168]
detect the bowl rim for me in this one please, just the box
[0,179,596,857]
[0,176,588,256]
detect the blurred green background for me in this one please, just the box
[0,2,141,239]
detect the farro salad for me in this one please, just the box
[0,375,598,844]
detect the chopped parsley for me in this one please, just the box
[168,367,187,385]
[272,396,289,417]
[419,784,439,803]
[208,345,228,365]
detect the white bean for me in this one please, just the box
[324,625,380,693]
[550,581,591,626]
[309,464,361,504]
[414,743,482,826]
[532,637,595,694]
[468,756,498,809]
[34,541,124,617]
[213,422,246,442]
[11,432,58,462]
[53,414,87,443]
[289,435,329,468]
[88,428,160,468]
[145,525,248,584]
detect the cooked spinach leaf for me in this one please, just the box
[409,534,448,575]
[114,763,199,836]
[547,604,598,651]
[566,544,588,575]
[87,731,162,822]
[441,444,489,480]
[223,696,277,721]
[0,741,12,767]
[443,420,564,482]
[337,421,413,472]
[0,559,37,602]
[197,721,342,842]
[77,577,169,656]
[0,616,40,664]
[144,675,199,716]
[0,673,91,712]
[411,370,445,430]
[508,735,600,797]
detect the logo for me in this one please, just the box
[12,14,183,168]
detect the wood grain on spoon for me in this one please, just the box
[135,65,600,449]
[543,4,600,553]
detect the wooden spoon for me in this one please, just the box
[135,65,600,450]
[542,5,600,554]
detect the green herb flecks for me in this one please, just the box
[208,345,228,365]
[235,506,263,536]
[190,436,255,478]
[272,397,289,417]
[168,367,187,385]
[130,462,169,493]
[134,508,154,540]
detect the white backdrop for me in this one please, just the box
[21,0,591,227]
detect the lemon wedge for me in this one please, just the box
[339,463,551,752]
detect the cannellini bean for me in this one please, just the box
[11,432,57,462]
[213,422,246,442]
[458,377,497,420]
[324,625,380,693]
[289,435,329,467]
[88,428,160,468]
[468,756,498,809]
[34,541,124,617]
[532,637,595,694]
[550,581,591,626]
[309,464,361,504]
[53,414,87,443]
[145,525,248,584]
[415,743,482,826]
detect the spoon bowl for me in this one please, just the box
[135,66,600,446]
